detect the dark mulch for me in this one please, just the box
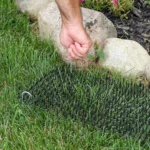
[103,0,150,55]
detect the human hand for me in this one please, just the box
[60,23,92,61]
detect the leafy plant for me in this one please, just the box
[145,0,150,4]
[81,0,134,18]
[87,41,105,62]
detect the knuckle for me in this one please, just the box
[69,53,75,59]
[82,49,88,55]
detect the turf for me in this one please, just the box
[23,65,150,145]
[0,0,150,149]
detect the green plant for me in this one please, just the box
[145,0,150,4]
[111,0,133,18]
[87,41,105,62]
[82,0,134,18]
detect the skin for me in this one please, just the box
[55,0,92,61]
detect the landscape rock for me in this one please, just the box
[145,64,150,82]
[16,0,53,20]
[38,1,117,68]
[102,38,150,78]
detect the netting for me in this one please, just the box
[21,65,150,144]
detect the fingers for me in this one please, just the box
[75,42,88,56]
[68,42,91,61]
[68,43,86,61]
[68,47,80,61]
[70,44,84,58]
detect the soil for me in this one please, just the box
[102,0,150,54]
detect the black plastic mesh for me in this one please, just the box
[22,65,150,144]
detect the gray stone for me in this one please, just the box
[102,38,150,78]
[145,64,150,82]
[38,1,117,68]
[15,0,53,20]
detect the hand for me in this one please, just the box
[60,23,92,61]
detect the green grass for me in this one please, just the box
[0,0,149,149]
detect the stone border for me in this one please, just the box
[15,0,150,83]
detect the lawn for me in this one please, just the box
[0,0,149,149]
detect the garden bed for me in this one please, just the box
[83,0,150,54]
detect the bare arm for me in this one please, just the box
[55,0,92,61]
[55,0,82,26]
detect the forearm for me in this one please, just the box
[55,0,83,26]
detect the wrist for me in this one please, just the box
[56,0,83,28]
[62,17,83,29]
